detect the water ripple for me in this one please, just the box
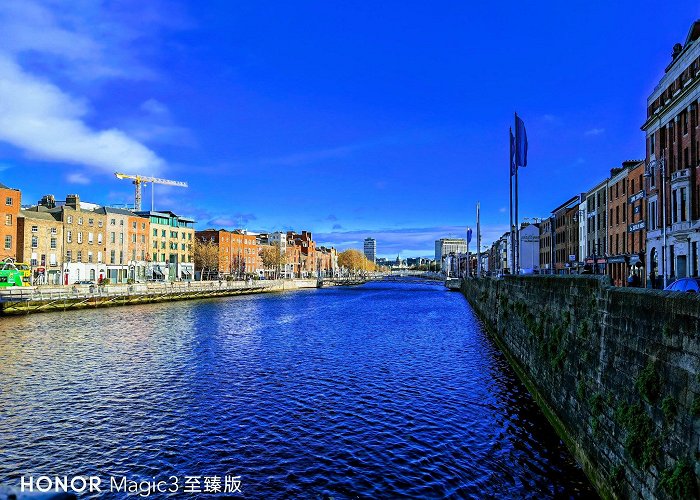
[0,282,596,499]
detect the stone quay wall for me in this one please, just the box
[462,275,700,499]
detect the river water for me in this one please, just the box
[0,281,596,498]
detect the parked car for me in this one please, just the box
[664,278,700,293]
[73,280,95,285]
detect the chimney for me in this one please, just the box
[672,43,683,61]
[39,194,56,209]
[65,194,80,210]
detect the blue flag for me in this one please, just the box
[515,113,527,167]
[509,127,516,176]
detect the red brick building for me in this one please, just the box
[196,229,262,277]
[642,20,700,286]
[627,161,647,286]
[287,230,316,277]
[0,182,21,261]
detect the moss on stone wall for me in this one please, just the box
[461,276,700,499]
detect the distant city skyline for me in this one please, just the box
[1,2,699,257]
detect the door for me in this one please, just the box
[677,255,687,279]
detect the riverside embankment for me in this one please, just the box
[0,279,320,315]
[462,276,700,499]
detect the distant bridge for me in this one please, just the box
[318,271,446,287]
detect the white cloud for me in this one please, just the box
[585,128,605,136]
[141,99,169,116]
[66,172,90,185]
[0,0,171,174]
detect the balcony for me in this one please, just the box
[670,221,692,236]
[670,168,690,184]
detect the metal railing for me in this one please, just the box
[0,279,287,303]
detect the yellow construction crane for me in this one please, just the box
[114,172,188,211]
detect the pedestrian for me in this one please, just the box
[627,271,635,288]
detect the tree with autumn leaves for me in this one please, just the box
[338,249,375,273]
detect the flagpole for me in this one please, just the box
[514,113,520,276]
[515,161,519,275]
[509,128,514,275]
[476,201,482,278]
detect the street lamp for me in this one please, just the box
[644,155,667,288]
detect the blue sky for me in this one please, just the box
[1,1,699,257]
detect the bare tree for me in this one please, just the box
[261,242,286,279]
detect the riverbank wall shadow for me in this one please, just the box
[462,275,700,499]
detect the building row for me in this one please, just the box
[0,190,195,285]
[481,20,700,289]
[0,187,339,284]
[195,228,339,279]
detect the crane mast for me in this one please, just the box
[114,173,188,211]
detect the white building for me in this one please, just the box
[578,199,588,268]
[363,237,376,263]
[435,238,467,271]
[519,224,540,272]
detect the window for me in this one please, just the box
[50,254,57,266]
[110,232,116,244]
[5,196,12,206]
[649,200,658,230]
[132,234,136,243]
[119,250,123,264]
[88,232,94,244]
[162,230,166,237]
[141,235,145,243]
[98,220,103,228]
[66,250,72,262]
[681,187,687,222]
[77,250,82,262]
[67,215,73,224]
[31,236,38,248]
[77,232,83,244]
[110,250,116,264]
[120,220,124,226]
[4,235,11,250]
[78,217,83,225]
[51,227,57,235]
[5,214,12,226]
[142,223,146,230]
[153,241,157,249]
[132,221,137,229]
[67,230,72,243]
[119,233,124,244]
[98,233,103,244]
[50,238,57,249]
[88,218,94,226]
[31,225,38,233]
[153,228,158,237]
[88,251,93,263]
[98,251,102,263]
[110,219,116,226]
